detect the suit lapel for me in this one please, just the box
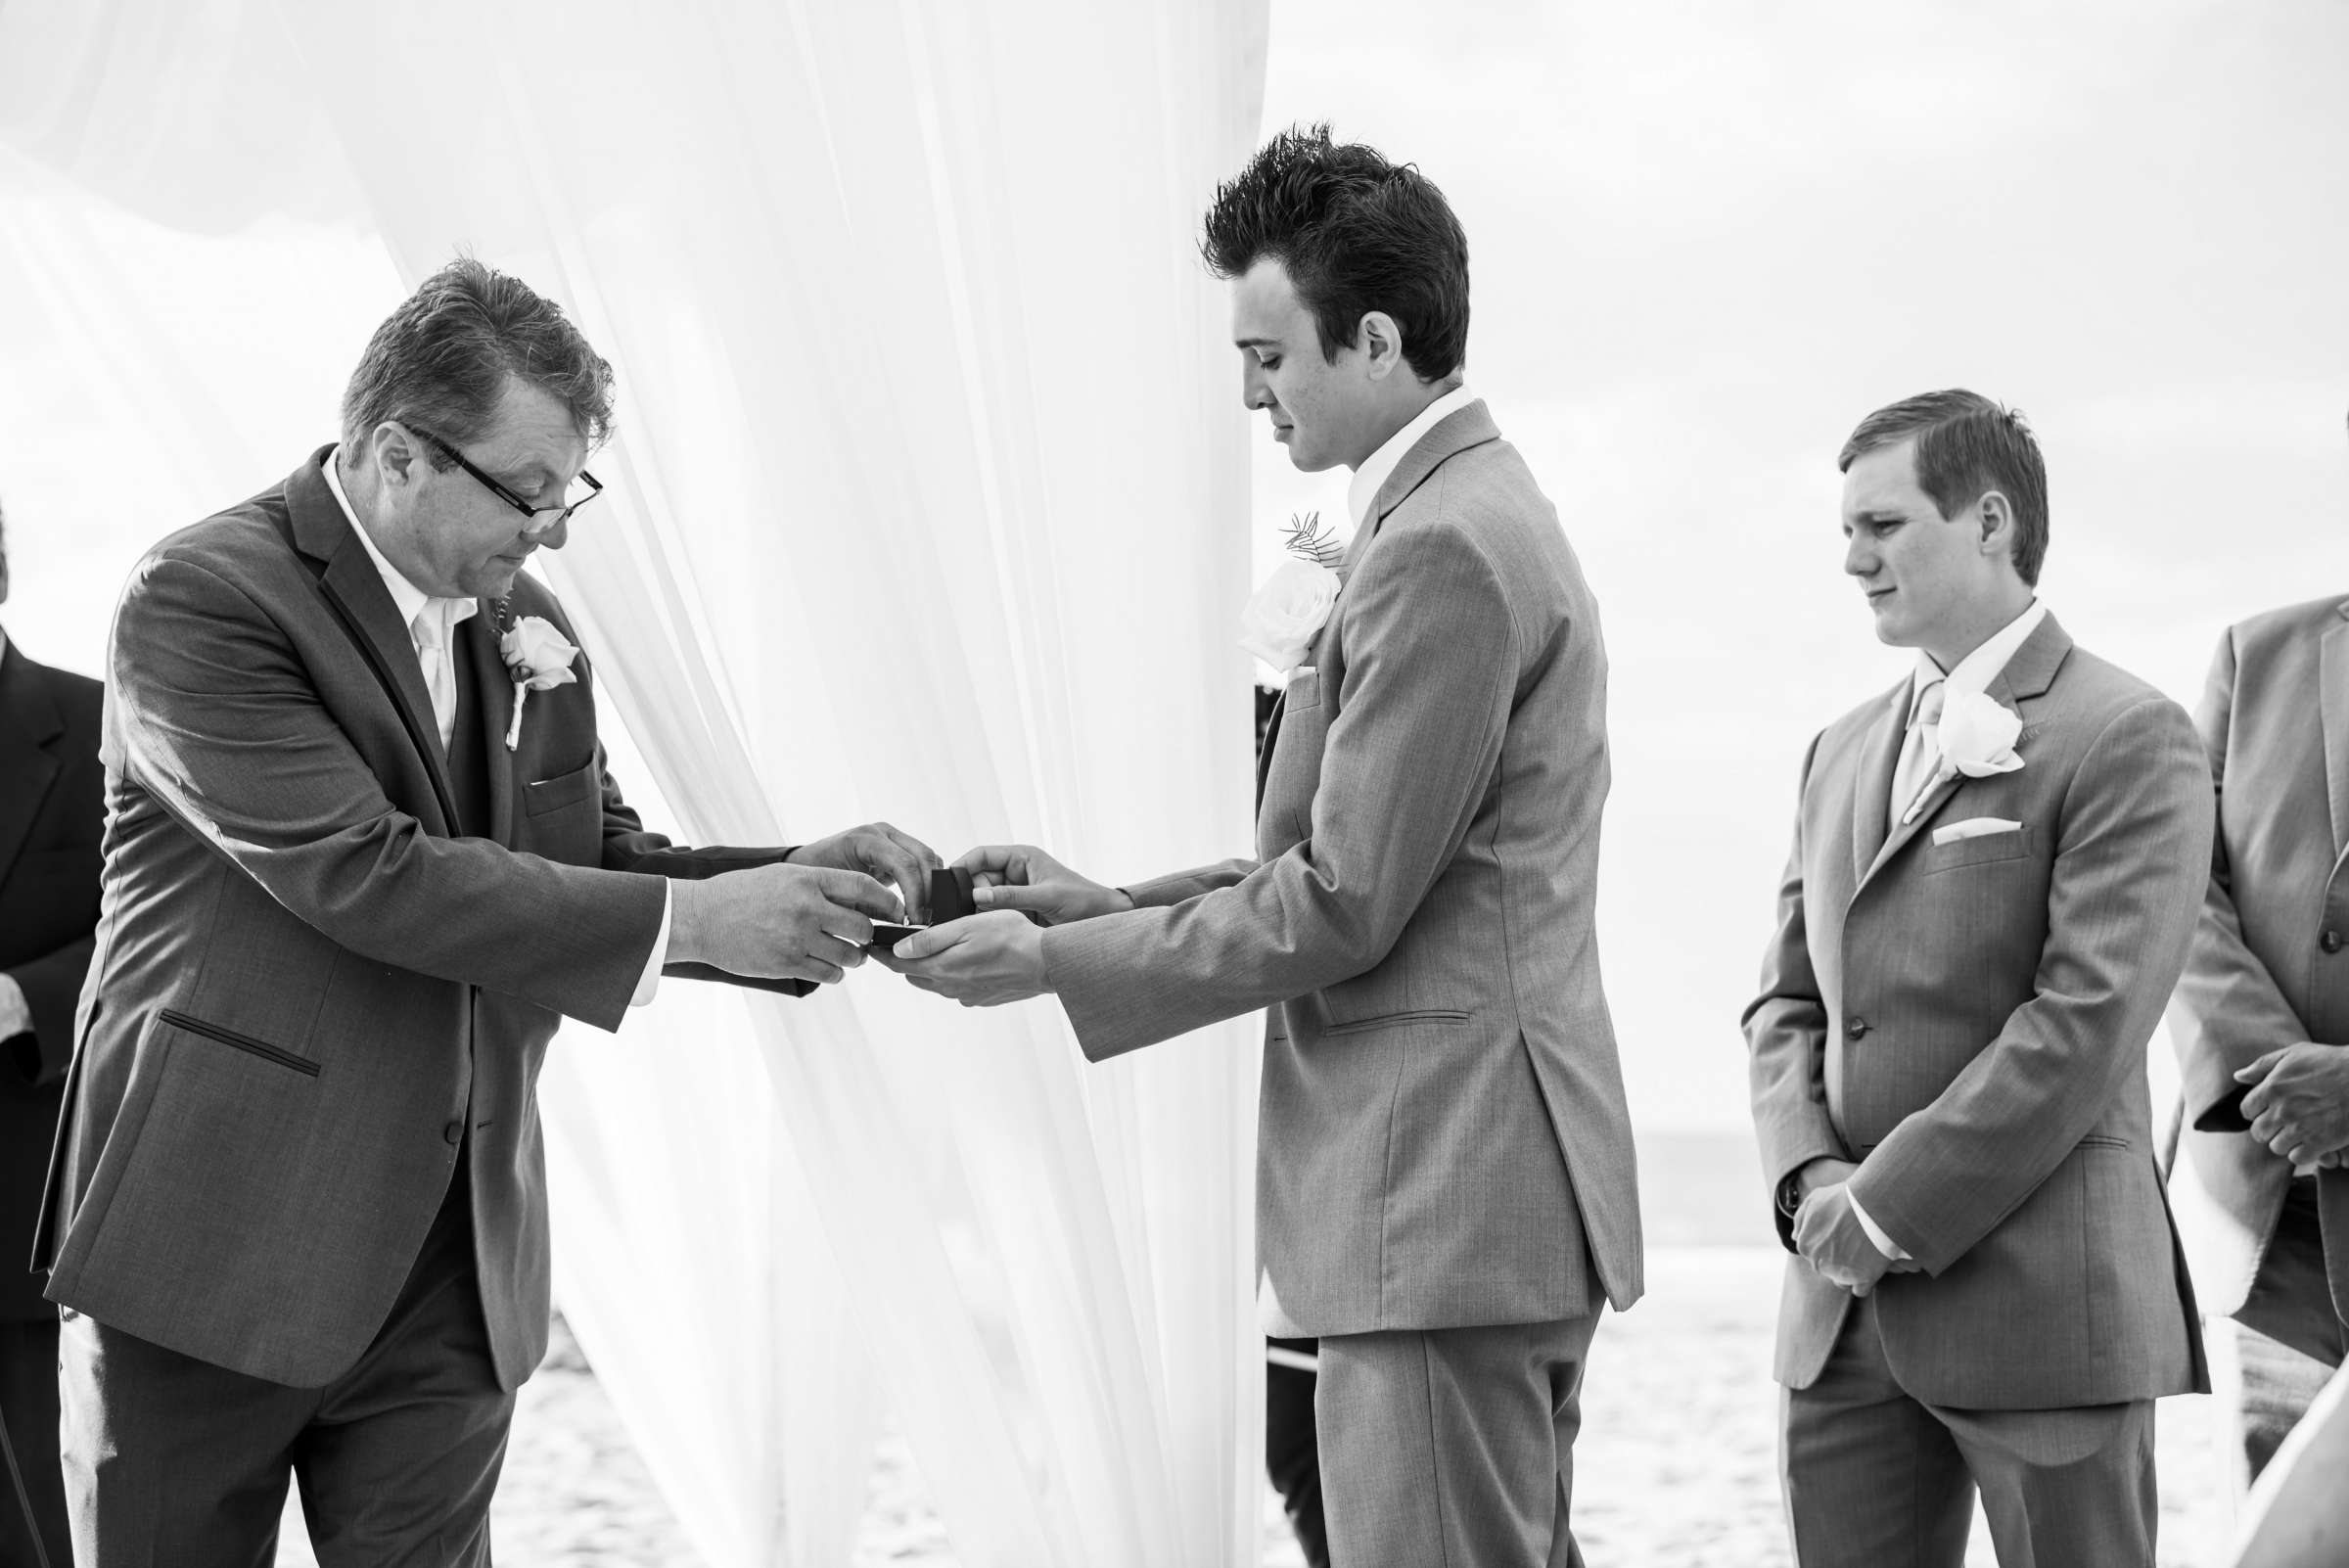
[2321,612,2349,858]
[1856,613,2071,895]
[286,449,463,834]
[1849,681,1908,883]
[0,642,65,886]
[463,609,517,845]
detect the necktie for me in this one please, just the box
[1889,676,1947,832]
[410,605,458,752]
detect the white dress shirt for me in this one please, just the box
[1847,597,2050,1262]
[0,625,28,1044]
[1345,382,1479,530]
[321,450,668,1005]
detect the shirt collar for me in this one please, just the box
[1345,384,1479,530]
[1911,598,2048,717]
[322,447,477,637]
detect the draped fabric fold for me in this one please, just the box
[0,1,1268,1562]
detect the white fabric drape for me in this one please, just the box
[0,2,1269,1564]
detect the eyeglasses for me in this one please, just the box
[409,426,604,534]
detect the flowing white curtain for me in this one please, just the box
[0,2,1269,1563]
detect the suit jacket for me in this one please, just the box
[2167,595,2349,1318]
[1745,614,2211,1408]
[1044,401,1642,1337]
[0,637,104,1320]
[37,449,805,1389]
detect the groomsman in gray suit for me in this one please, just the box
[2167,542,2349,1481]
[1746,390,2210,1567]
[887,125,1642,1568]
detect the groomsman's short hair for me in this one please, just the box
[1201,123,1471,383]
[341,257,616,464]
[1839,390,2050,586]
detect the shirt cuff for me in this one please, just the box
[1847,1190,1911,1261]
[631,883,672,1007]
[0,973,30,1045]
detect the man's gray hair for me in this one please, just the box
[341,256,615,463]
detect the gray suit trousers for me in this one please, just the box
[1782,1293,2154,1568]
[1315,1314,1597,1568]
[59,1187,512,1568]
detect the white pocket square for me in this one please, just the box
[1933,817,2022,846]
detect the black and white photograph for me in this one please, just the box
[0,2,2345,1565]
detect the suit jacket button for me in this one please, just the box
[443,1121,464,1146]
[2325,930,2344,955]
[1846,1017,1870,1038]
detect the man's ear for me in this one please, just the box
[1358,310,1405,382]
[1975,489,2014,555]
[373,423,422,490]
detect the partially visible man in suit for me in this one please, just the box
[887,125,1643,1568]
[0,501,101,1568]
[2166,453,2349,1483]
[1745,390,2211,1567]
[41,258,939,1566]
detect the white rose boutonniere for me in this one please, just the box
[1238,512,1346,677]
[1901,687,2025,824]
[498,610,580,751]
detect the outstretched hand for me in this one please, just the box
[955,844,1133,927]
[670,861,901,986]
[873,910,1049,1006]
[791,821,944,922]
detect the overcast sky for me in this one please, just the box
[3,1,2344,1130]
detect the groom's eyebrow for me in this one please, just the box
[1234,336,1280,349]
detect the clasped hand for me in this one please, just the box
[669,821,940,986]
[1790,1159,1922,1298]
[872,843,1133,1005]
[2236,1042,2349,1168]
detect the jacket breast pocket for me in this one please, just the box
[525,759,598,817]
[1921,826,2034,875]
[521,759,602,866]
[1285,667,1323,714]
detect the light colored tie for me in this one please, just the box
[410,605,458,752]
[1889,676,1947,832]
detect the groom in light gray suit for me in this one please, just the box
[1746,390,2210,1567]
[884,126,1642,1568]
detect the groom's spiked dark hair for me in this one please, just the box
[342,255,616,463]
[1839,390,2051,586]
[1201,123,1470,382]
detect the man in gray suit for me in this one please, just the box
[1745,390,2211,1567]
[40,258,935,1565]
[885,125,1642,1568]
[2167,564,2349,1484]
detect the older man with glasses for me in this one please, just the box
[37,257,940,1566]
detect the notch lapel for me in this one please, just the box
[0,643,64,887]
[2322,612,2349,858]
[1855,613,2071,895]
[1849,681,1908,884]
[286,450,462,834]
[464,610,517,845]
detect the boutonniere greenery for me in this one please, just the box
[1238,512,1345,677]
[494,600,580,752]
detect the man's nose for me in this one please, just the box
[530,518,570,552]
[1241,363,1272,411]
[1843,534,1874,577]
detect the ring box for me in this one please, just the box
[869,867,980,948]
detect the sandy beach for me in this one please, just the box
[270,1245,2232,1567]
